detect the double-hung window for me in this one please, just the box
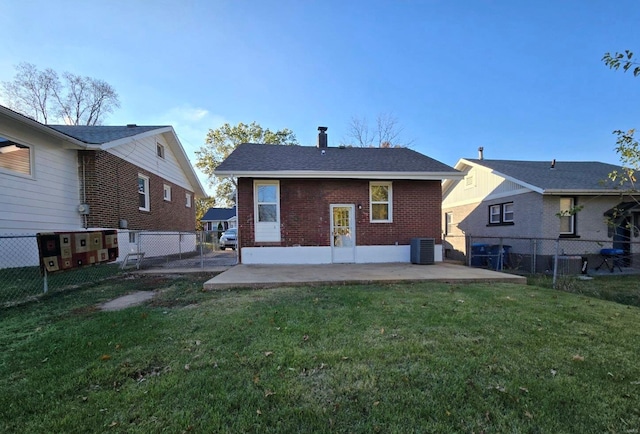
[138,174,150,211]
[370,182,392,222]
[559,197,576,236]
[488,202,514,225]
[445,212,453,235]
[163,184,172,201]
[156,143,165,159]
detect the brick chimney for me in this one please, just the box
[317,126,328,148]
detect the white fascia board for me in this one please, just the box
[542,189,635,195]
[214,170,464,181]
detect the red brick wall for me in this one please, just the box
[78,150,196,231]
[237,178,442,248]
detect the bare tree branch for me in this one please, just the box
[1,63,120,125]
[342,112,413,148]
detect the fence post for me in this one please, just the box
[200,231,204,269]
[552,238,560,289]
[43,269,48,293]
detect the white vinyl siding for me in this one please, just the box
[0,137,81,233]
[108,134,192,192]
[254,180,280,242]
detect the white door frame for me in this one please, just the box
[330,204,356,263]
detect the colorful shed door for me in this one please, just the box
[331,204,355,263]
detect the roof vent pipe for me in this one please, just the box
[551,159,556,169]
[478,146,484,160]
[317,126,328,148]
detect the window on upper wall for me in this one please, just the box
[185,193,192,208]
[138,174,150,211]
[156,143,165,159]
[0,136,32,177]
[488,202,514,225]
[370,182,392,222]
[559,197,576,236]
[163,184,172,201]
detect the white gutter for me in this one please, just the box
[214,170,464,181]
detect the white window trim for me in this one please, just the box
[163,184,172,201]
[0,140,35,179]
[138,174,150,211]
[156,142,165,159]
[185,193,192,208]
[370,181,393,223]
[503,202,514,223]
[559,197,575,235]
[489,205,501,224]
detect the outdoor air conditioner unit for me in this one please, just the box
[410,238,435,265]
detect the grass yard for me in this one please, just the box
[1,274,640,433]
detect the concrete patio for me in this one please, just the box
[202,261,527,290]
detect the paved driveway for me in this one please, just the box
[203,262,526,290]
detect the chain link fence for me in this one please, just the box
[444,234,640,278]
[0,230,237,307]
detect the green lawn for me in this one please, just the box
[1,274,639,433]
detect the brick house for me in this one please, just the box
[0,104,205,264]
[214,127,462,264]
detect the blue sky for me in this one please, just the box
[1,0,639,195]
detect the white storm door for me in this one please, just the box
[331,204,356,263]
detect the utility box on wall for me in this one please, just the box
[410,238,435,265]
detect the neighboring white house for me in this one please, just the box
[0,105,206,268]
[442,155,640,271]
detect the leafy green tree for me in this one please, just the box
[602,50,640,77]
[195,196,217,231]
[195,122,298,206]
[602,50,639,190]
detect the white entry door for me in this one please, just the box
[331,204,355,263]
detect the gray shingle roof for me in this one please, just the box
[48,125,166,144]
[216,143,459,175]
[201,207,236,221]
[466,159,629,191]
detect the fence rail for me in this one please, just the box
[0,230,237,307]
[444,234,640,279]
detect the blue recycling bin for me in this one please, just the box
[470,243,489,267]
